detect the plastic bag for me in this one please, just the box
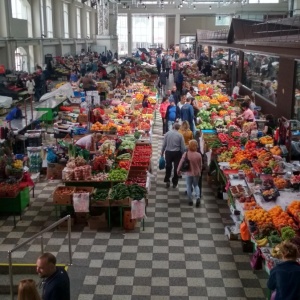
[250,248,263,270]
[73,193,90,212]
[131,199,146,219]
[240,221,251,241]
[47,148,57,163]
[159,156,165,170]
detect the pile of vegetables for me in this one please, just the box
[110,183,147,201]
[107,168,128,181]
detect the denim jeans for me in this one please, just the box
[168,120,175,131]
[186,176,200,201]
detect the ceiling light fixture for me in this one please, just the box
[193,5,196,9]
[183,16,186,21]
[209,5,211,9]
[180,2,183,7]
[178,5,180,9]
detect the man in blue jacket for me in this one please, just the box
[36,252,70,300]
[180,97,194,133]
[5,103,23,121]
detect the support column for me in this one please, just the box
[69,4,76,39]
[174,14,180,46]
[151,16,154,45]
[81,5,87,39]
[293,0,300,15]
[95,0,117,54]
[52,0,63,38]
[31,0,41,38]
[0,0,9,37]
[127,12,132,57]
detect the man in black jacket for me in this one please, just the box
[36,252,70,300]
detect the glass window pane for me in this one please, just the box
[77,8,81,38]
[46,0,53,38]
[63,3,69,38]
[243,52,279,104]
[117,14,128,55]
[87,11,90,37]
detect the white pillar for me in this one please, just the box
[174,13,180,46]
[97,0,109,36]
[0,0,8,37]
[90,9,96,38]
[69,4,76,39]
[111,3,118,36]
[151,16,154,45]
[53,0,63,38]
[31,0,41,38]
[127,12,132,57]
[81,5,87,38]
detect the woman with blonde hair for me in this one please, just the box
[177,139,202,207]
[267,241,300,300]
[178,121,193,146]
[18,279,41,300]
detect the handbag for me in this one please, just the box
[250,248,263,270]
[180,152,190,172]
[159,156,166,170]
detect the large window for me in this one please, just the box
[63,3,69,38]
[11,0,27,19]
[132,16,152,51]
[46,0,53,38]
[86,11,91,38]
[117,15,128,55]
[243,52,279,104]
[215,16,231,26]
[153,16,166,48]
[76,8,81,38]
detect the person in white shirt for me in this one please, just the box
[232,82,242,99]
[75,133,102,152]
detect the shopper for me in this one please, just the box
[177,139,202,207]
[142,95,150,108]
[75,133,102,152]
[165,100,180,132]
[159,96,170,135]
[69,71,78,83]
[178,121,193,146]
[180,97,194,133]
[26,76,35,96]
[177,95,186,110]
[36,252,70,300]
[267,241,300,300]
[171,60,177,74]
[239,102,255,122]
[175,69,184,95]
[159,70,168,96]
[161,123,186,188]
[156,55,162,75]
[171,86,180,105]
[165,55,171,79]
[18,279,41,300]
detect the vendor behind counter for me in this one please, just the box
[75,133,102,152]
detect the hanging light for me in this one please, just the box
[193,5,196,9]
[178,5,180,9]
[180,2,183,7]
[183,16,186,21]
[209,5,212,9]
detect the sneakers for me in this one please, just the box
[172,184,177,188]
[166,182,170,188]
[196,198,200,207]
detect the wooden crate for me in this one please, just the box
[53,187,75,205]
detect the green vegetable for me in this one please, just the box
[107,169,128,181]
[128,184,146,200]
[281,226,296,241]
[92,189,109,201]
[117,153,131,160]
[110,183,130,200]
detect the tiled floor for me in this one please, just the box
[0,96,269,300]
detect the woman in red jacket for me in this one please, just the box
[159,96,170,135]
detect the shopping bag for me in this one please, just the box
[250,248,263,270]
[131,199,146,219]
[159,156,165,170]
[73,193,90,212]
[240,221,251,241]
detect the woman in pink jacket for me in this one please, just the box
[177,139,202,207]
[159,96,170,135]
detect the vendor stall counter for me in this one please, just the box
[35,97,66,122]
[10,111,46,134]
[0,187,30,227]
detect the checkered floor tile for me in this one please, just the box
[0,97,268,299]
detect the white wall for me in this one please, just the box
[62,45,72,55]
[43,45,57,56]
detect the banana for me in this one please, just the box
[256,237,268,247]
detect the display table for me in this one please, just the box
[35,97,66,122]
[10,111,46,134]
[0,187,30,226]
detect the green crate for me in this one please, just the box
[0,187,30,214]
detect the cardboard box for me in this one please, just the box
[47,163,66,180]
[123,210,136,230]
[78,114,88,123]
[88,214,107,229]
[110,197,131,207]
[91,198,109,207]
[75,187,94,194]
[53,186,75,205]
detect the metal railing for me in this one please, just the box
[7,215,72,300]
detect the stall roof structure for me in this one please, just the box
[196,15,300,58]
